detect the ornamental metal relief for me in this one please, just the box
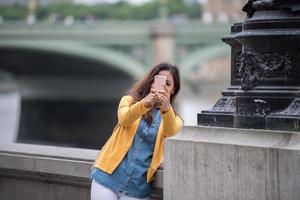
[235,48,291,91]
[210,97,235,113]
[237,99,271,116]
[243,0,300,17]
[275,99,300,116]
[234,51,242,80]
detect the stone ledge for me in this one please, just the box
[164,126,300,200]
[0,143,163,200]
[170,125,300,149]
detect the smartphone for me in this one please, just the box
[153,75,166,91]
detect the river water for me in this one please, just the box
[0,90,218,145]
[0,92,20,143]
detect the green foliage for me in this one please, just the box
[0,0,202,20]
[0,3,27,20]
[167,0,201,19]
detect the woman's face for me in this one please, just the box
[153,70,175,98]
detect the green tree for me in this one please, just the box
[0,3,27,20]
[0,0,202,21]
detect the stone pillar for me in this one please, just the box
[151,23,175,65]
[164,126,300,200]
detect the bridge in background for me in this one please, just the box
[0,20,229,80]
[0,20,230,149]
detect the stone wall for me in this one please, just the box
[164,126,300,200]
[0,143,163,200]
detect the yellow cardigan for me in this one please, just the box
[93,95,183,182]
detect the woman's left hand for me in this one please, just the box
[156,85,171,113]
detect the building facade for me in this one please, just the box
[201,0,247,23]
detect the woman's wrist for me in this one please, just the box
[143,99,153,108]
[161,109,169,114]
[160,104,171,114]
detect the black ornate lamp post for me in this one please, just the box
[198,0,300,131]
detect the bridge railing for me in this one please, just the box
[0,143,163,200]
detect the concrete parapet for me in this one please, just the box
[164,126,300,200]
[0,143,162,200]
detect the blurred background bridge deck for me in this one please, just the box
[0,0,247,149]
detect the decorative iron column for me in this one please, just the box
[198,0,300,131]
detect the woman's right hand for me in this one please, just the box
[143,88,157,108]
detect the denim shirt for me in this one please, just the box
[91,108,161,198]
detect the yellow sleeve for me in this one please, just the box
[118,95,151,127]
[161,107,183,138]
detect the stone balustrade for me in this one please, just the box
[0,143,163,200]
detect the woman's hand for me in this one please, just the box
[156,85,171,113]
[143,88,157,108]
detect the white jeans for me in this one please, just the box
[91,179,150,200]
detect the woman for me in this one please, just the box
[91,62,183,200]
